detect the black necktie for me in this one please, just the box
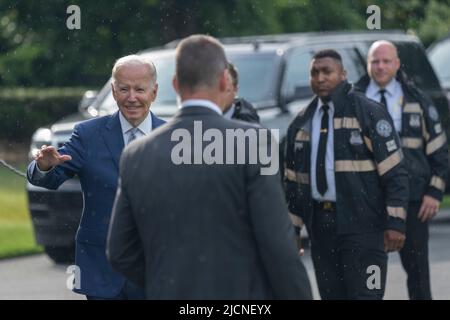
[379,89,387,109]
[316,104,329,196]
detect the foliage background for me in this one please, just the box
[0,0,449,88]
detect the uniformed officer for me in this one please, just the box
[285,49,409,299]
[223,62,260,123]
[356,40,449,300]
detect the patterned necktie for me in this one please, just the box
[379,89,388,109]
[316,104,329,196]
[127,127,139,145]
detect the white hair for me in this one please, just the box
[111,54,157,86]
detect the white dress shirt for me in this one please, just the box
[223,103,236,119]
[310,99,336,202]
[366,78,403,132]
[119,110,153,145]
[181,99,223,115]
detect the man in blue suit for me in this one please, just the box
[27,55,165,299]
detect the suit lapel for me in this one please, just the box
[102,112,124,170]
[151,111,166,129]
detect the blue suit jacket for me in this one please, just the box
[27,111,165,297]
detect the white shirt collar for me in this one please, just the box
[119,110,153,135]
[223,103,236,119]
[181,99,223,115]
[367,78,399,97]
[317,98,334,112]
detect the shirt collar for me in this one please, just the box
[119,110,153,135]
[367,78,399,97]
[223,103,236,119]
[181,99,223,115]
[317,98,334,112]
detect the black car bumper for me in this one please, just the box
[27,179,82,247]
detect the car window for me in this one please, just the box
[428,39,450,88]
[339,48,366,83]
[97,51,279,113]
[227,52,279,103]
[282,50,313,100]
[395,42,441,92]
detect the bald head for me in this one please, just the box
[367,40,400,88]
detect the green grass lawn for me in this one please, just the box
[0,166,43,259]
[441,194,450,209]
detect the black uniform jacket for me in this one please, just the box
[355,72,448,202]
[231,98,260,124]
[285,81,409,235]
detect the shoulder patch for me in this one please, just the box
[376,120,392,138]
[428,105,439,121]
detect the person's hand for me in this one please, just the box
[296,236,305,256]
[418,195,440,223]
[384,229,405,252]
[35,145,72,171]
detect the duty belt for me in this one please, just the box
[313,200,336,212]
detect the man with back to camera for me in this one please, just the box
[285,49,409,299]
[223,62,260,123]
[27,55,165,299]
[107,34,312,300]
[355,40,449,299]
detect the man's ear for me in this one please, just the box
[341,69,347,81]
[111,83,117,101]
[151,83,158,102]
[172,75,179,94]
[219,69,230,92]
[394,57,401,72]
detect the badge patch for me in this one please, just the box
[409,114,421,128]
[349,130,363,145]
[435,123,442,134]
[429,106,439,121]
[386,139,397,152]
[376,120,392,138]
[294,141,304,152]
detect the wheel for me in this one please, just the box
[44,244,75,264]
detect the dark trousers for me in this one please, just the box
[399,201,432,300]
[86,280,145,300]
[310,203,387,300]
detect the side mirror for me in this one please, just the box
[78,90,98,117]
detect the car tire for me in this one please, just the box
[45,244,75,264]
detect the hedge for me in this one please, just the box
[0,88,92,143]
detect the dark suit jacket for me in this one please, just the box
[107,106,312,300]
[27,111,165,298]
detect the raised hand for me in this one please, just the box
[35,145,72,171]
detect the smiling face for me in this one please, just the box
[367,42,400,88]
[310,57,346,100]
[112,63,158,127]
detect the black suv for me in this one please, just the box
[27,31,449,263]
